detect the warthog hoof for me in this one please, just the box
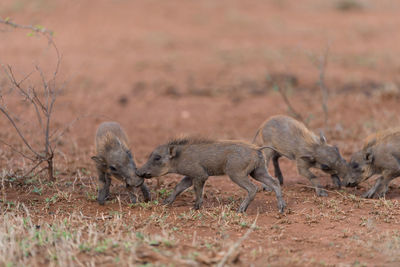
[163,197,174,205]
[362,188,387,199]
[193,201,202,210]
[262,184,272,192]
[141,187,151,202]
[278,199,286,213]
[97,194,109,205]
[237,205,247,213]
[316,188,328,197]
[363,179,388,199]
[129,194,138,204]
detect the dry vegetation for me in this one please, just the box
[2,176,400,266]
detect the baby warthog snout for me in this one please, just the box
[345,181,358,187]
[136,169,152,179]
[126,174,144,187]
[342,171,362,188]
[342,151,364,188]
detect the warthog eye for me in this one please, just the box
[109,165,117,172]
[321,164,331,171]
[351,162,359,169]
[153,155,161,161]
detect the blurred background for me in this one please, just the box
[1,0,400,170]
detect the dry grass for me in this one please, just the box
[0,187,267,267]
[1,174,400,266]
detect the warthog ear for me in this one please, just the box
[91,156,107,168]
[168,146,177,159]
[363,148,374,164]
[320,131,327,144]
[126,150,134,159]
[116,138,123,147]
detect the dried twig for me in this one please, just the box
[318,45,330,126]
[217,212,259,267]
[0,104,40,158]
[0,17,53,35]
[307,45,331,127]
[1,170,6,204]
[0,139,35,161]
[275,84,306,126]
[50,114,88,151]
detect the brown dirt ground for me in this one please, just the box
[1,0,400,266]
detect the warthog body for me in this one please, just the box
[253,115,348,196]
[91,122,150,205]
[344,128,400,198]
[136,138,286,213]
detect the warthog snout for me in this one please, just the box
[126,175,144,187]
[136,169,152,179]
[344,181,358,187]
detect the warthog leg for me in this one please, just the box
[163,176,193,205]
[251,167,286,213]
[193,178,207,210]
[97,171,111,205]
[363,169,399,198]
[227,173,258,213]
[297,158,328,197]
[273,154,284,185]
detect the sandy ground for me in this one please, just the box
[1,0,400,266]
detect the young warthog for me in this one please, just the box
[253,115,348,196]
[136,138,286,213]
[91,122,150,205]
[344,128,400,198]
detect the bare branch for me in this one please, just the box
[31,88,47,112]
[0,105,41,158]
[34,65,53,159]
[3,65,29,96]
[3,65,45,130]
[50,114,88,150]
[0,18,62,181]
[22,159,44,178]
[318,45,330,126]
[0,139,35,161]
[35,65,50,103]
[4,66,34,89]
[275,84,306,125]
[0,17,62,87]
[0,18,53,36]
[306,44,331,127]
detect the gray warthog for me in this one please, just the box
[253,115,349,196]
[136,137,286,213]
[92,122,150,205]
[344,128,400,198]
